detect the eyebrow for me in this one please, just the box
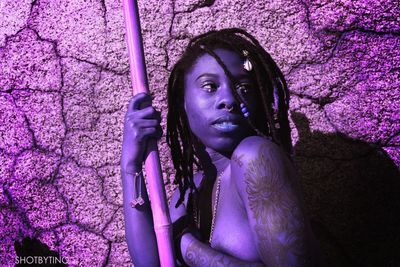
[195,73,251,81]
[195,73,219,81]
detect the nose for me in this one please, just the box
[216,83,237,112]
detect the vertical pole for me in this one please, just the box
[122,1,175,266]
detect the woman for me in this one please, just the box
[121,28,322,266]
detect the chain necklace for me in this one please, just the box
[209,170,224,244]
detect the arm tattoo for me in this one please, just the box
[244,144,309,265]
[185,238,264,267]
[232,153,244,167]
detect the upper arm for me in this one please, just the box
[231,136,316,266]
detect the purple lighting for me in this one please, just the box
[0,0,398,266]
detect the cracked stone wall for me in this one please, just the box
[0,0,399,266]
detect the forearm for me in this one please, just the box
[180,233,265,267]
[122,168,160,267]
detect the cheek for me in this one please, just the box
[184,96,209,121]
[185,104,203,127]
[184,98,199,126]
[184,98,212,136]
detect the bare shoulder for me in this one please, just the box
[231,136,289,171]
[230,136,297,197]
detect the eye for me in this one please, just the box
[201,82,218,93]
[236,83,252,95]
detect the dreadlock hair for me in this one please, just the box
[166,28,292,207]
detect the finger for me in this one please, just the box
[137,126,163,140]
[128,92,152,111]
[140,127,158,140]
[149,126,163,140]
[125,112,161,129]
[127,119,159,128]
[135,106,161,120]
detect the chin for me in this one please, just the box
[205,136,245,154]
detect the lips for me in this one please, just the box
[211,115,241,132]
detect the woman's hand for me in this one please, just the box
[121,92,162,173]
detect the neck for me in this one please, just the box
[204,147,231,175]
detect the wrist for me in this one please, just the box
[121,165,146,208]
[121,165,143,188]
[121,162,142,176]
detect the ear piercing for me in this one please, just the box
[240,103,250,118]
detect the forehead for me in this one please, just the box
[185,48,248,81]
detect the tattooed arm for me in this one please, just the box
[180,232,265,267]
[173,180,265,267]
[231,136,322,267]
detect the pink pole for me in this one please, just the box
[122,1,175,266]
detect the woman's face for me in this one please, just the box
[183,48,259,153]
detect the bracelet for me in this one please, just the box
[127,169,145,208]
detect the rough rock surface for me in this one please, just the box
[0,0,399,266]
